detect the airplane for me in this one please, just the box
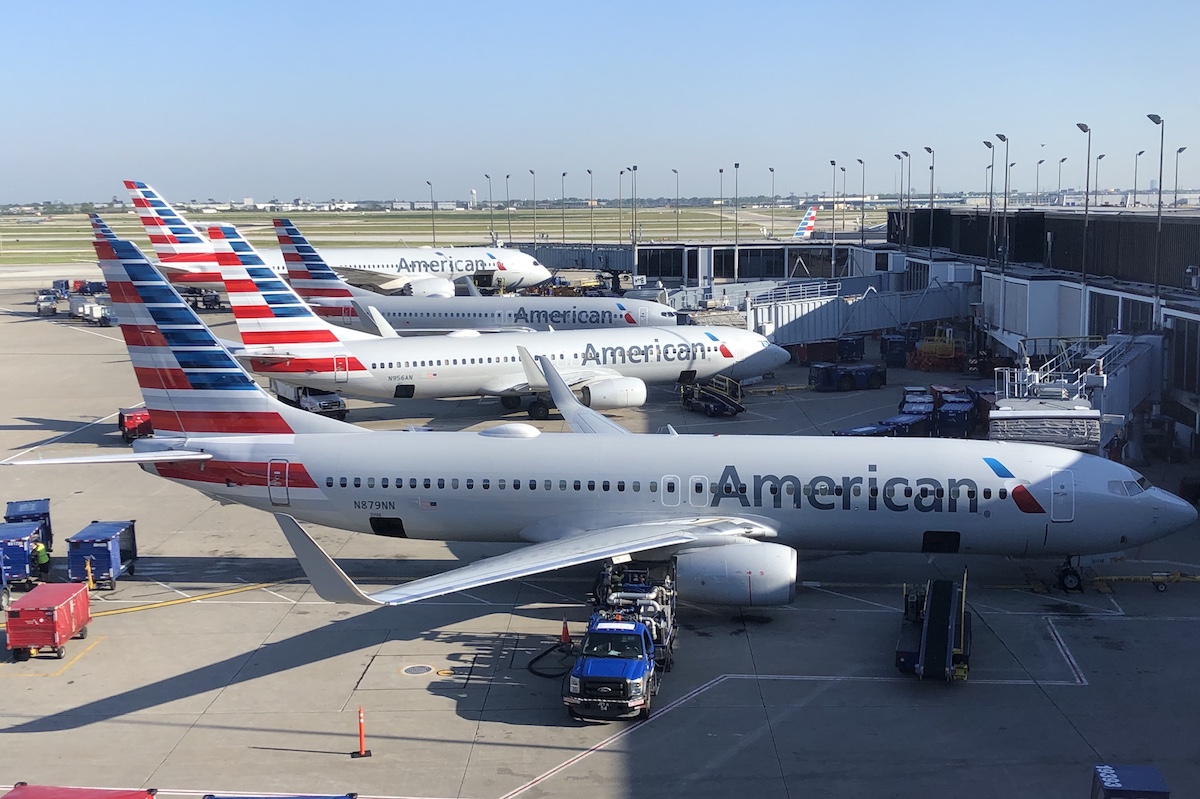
[89,213,119,241]
[791,206,818,239]
[10,236,1195,609]
[208,223,788,417]
[275,219,681,332]
[124,180,552,294]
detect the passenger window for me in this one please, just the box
[834,486,843,496]
[326,477,334,488]
[602,480,610,491]
[852,486,861,496]
[466,479,474,489]
[339,477,347,487]
[904,487,913,498]
[936,488,944,498]
[545,480,552,490]
[353,477,361,488]
[632,481,641,492]
[665,481,675,494]
[529,480,537,491]
[999,488,1008,499]
[498,479,506,489]
[482,479,490,489]
[381,478,389,488]
[559,480,567,490]
[618,481,626,492]
[423,478,431,489]
[367,477,375,488]
[983,488,992,499]
[738,484,747,495]
[588,480,596,491]
[513,479,521,490]
[573,480,581,490]
[451,478,459,489]
[437,478,445,489]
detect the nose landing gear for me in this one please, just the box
[1056,559,1084,592]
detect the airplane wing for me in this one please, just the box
[275,513,767,606]
[532,350,631,435]
[4,450,213,466]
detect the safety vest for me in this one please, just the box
[33,541,49,565]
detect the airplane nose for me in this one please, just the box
[1154,488,1198,533]
[766,344,789,370]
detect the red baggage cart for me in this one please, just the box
[5,582,90,662]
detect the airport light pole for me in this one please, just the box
[733,162,740,282]
[901,151,912,249]
[894,153,905,251]
[1175,146,1187,208]
[425,180,436,246]
[984,141,995,268]
[857,158,865,247]
[484,174,494,243]
[768,166,775,238]
[587,169,594,256]
[924,146,935,264]
[1133,151,1144,208]
[1036,159,1045,206]
[529,169,536,254]
[505,174,512,244]
[630,165,638,274]
[1095,153,1106,206]
[1149,114,1165,312]
[995,135,1009,271]
[829,160,837,271]
[560,171,567,243]
[619,171,628,247]
[718,168,724,238]
[1078,123,1093,328]
[671,168,680,241]
[1058,157,1067,202]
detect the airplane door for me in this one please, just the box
[334,354,349,383]
[267,459,290,506]
[340,305,354,327]
[1050,469,1074,522]
[661,475,681,507]
[688,475,709,508]
[638,306,648,325]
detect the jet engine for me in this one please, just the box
[675,541,797,606]
[579,377,648,409]
[400,277,456,298]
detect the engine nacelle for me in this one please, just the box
[675,541,797,606]
[580,377,647,409]
[402,277,456,298]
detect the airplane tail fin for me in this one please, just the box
[206,223,376,346]
[94,238,358,437]
[89,213,119,242]
[124,180,215,265]
[791,206,819,239]
[273,218,371,299]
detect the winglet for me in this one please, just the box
[351,301,400,338]
[534,353,631,435]
[516,345,548,391]
[274,514,381,605]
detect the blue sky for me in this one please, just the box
[3,0,1197,203]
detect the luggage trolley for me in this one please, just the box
[66,520,138,590]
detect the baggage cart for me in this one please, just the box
[67,521,137,589]
[5,498,53,550]
[879,413,931,437]
[118,408,153,443]
[1,522,43,592]
[832,423,895,437]
[837,335,865,363]
[5,582,91,662]
[3,783,157,798]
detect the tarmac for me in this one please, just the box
[2,266,1199,798]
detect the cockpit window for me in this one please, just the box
[1125,480,1146,496]
[1137,476,1152,491]
[1108,481,1128,496]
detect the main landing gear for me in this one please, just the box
[1056,559,1084,592]
[498,394,552,420]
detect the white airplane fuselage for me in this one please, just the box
[247,326,787,400]
[257,247,551,290]
[144,430,1194,558]
[314,294,680,332]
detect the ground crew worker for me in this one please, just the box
[31,539,50,580]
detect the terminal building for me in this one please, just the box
[522,206,1200,454]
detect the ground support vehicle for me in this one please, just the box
[879,334,909,368]
[895,571,971,682]
[564,562,677,720]
[787,339,838,365]
[51,279,71,298]
[5,582,90,662]
[118,408,153,443]
[808,362,887,392]
[269,379,348,420]
[35,299,57,316]
[5,498,53,551]
[68,295,96,318]
[837,335,865,362]
[66,520,137,589]
[82,303,115,326]
[680,375,745,417]
[0,523,42,594]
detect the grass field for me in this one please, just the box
[0,206,890,265]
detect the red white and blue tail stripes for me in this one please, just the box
[94,238,313,436]
[207,223,373,348]
[89,213,119,242]
[124,180,223,282]
[274,218,361,301]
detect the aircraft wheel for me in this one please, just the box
[528,401,550,421]
[1155,582,1167,593]
[1059,567,1082,592]
[500,395,523,410]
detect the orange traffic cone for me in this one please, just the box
[560,616,571,644]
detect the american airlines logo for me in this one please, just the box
[513,307,630,325]
[582,339,728,366]
[395,257,493,274]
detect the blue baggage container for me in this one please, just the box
[936,400,976,438]
[879,413,930,437]
[900,400,935,418]
[880,335,908,368]
[832,424,895,437]
[837,335,865,363]
[66,520,137,590]
[5,498,52,551]
[1,522,43,588]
